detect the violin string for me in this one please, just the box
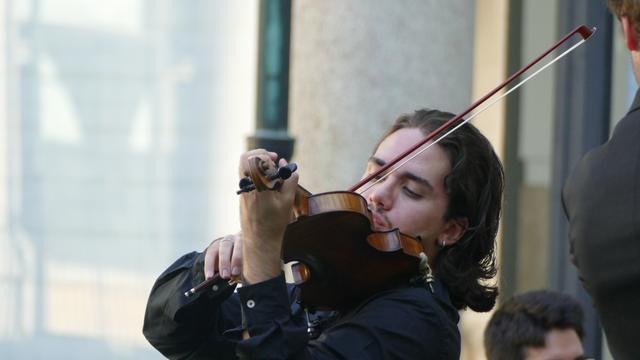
[356,38,587,195]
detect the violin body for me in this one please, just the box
[283,188,424,311]
[241,157,426,310]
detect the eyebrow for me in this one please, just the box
[368,156,434,191]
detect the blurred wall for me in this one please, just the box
[288,0,476,192]
[0,1,257,358]
[513,0,558,295]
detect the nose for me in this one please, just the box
[366,178,395,211]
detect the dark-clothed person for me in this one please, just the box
[144,109,505,359]
[562,1,640,359]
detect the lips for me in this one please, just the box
[371,212,391,231]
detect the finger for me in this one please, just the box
[239,149,277,178]
[218,236,234,279]
[280,171,299,198]
[242,149,274,160]
[204,239,220,279]
[239,149,263,177]
[230,235,243,277]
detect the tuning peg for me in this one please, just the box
[268,163,298,181]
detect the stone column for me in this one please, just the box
[288,0,476,192]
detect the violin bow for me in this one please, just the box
[184,25,596,299]
[351,25,597,194]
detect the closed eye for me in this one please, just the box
[403,186,422,199]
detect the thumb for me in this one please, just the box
[280,171,299,198]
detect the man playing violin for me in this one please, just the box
[143,108,504,359]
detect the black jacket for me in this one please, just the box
[563,89,640,360]
[142,251,461,359]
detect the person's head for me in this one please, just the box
[361,108,504,312]
[484,290,585,360]
[608,0,640,83]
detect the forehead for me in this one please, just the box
[377,128,425,153]
[374,128,451,175]
[525,329,584,360]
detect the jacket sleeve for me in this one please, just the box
[142,251,241,359]
[234,275,311,359]
[141,252,313,360]
[140,251,353,360]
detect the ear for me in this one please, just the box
[437,217,469,246]
[622,16,639,51]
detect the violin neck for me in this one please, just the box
[292,185,312,219]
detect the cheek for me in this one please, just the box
[390,198,447,236]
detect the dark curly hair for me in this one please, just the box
[378,108,504,312]
[484,290,584,360]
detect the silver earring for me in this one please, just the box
[441,240,446,247]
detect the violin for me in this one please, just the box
[239,156,429,311]
[184,158,426,311]
[185,25,596,311]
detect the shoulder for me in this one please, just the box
[563,108,640,216]
[354,284,459,330]
[328,285,460,358]
[562,107,640,294]
[577,107,640,175]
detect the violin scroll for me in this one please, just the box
[237,155,298,194]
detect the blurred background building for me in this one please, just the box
[0,0,632,359]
